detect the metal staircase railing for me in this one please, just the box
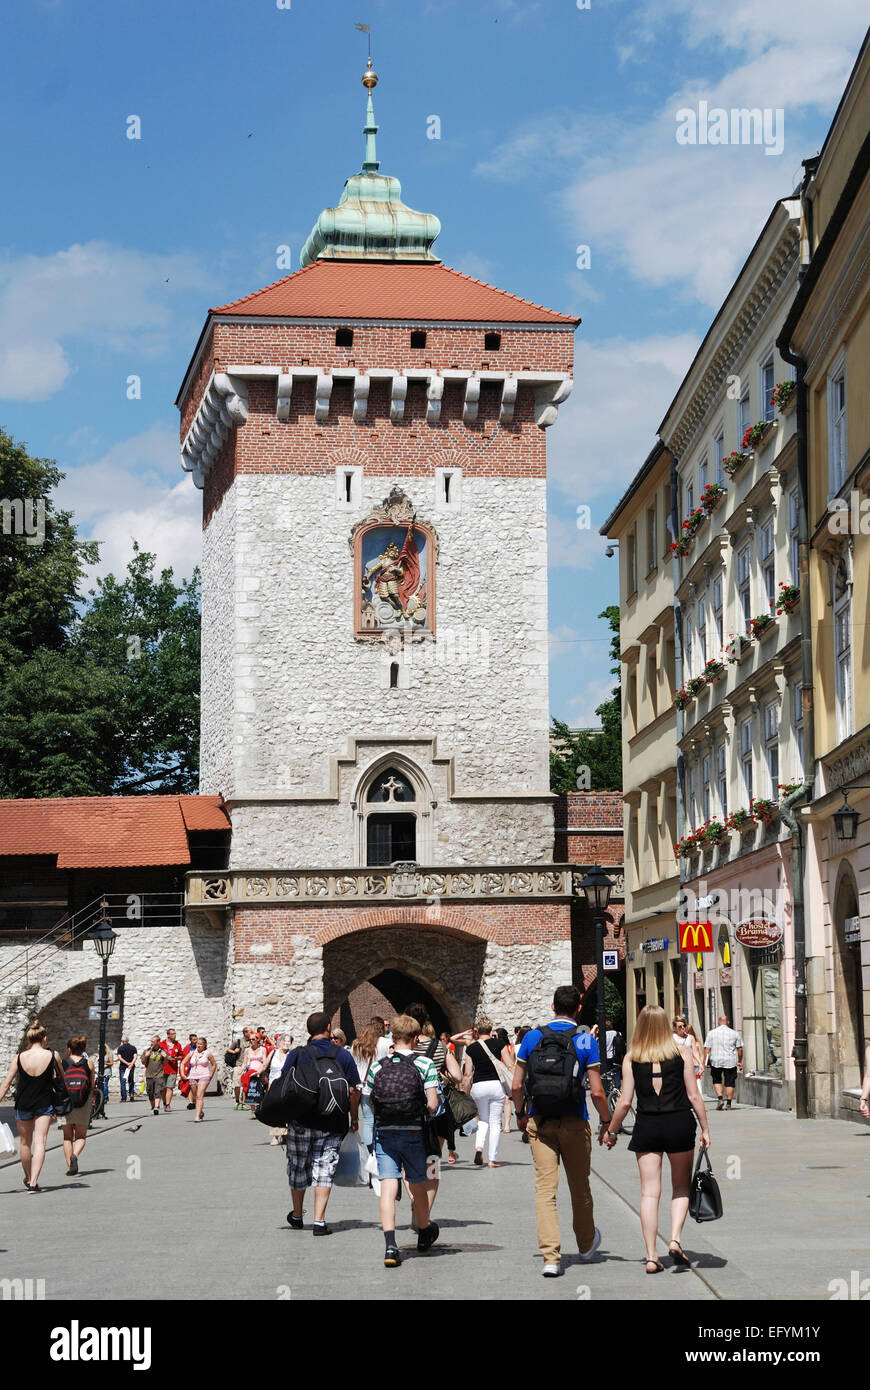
[0,891,184,997]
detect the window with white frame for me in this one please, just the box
[684,609,693,677]
[685,477,694,518]
[740,716,753,799]
[712,575,724,648]
[788,487,800,585]
[761,354,775,423]
[714,431,725,486]
[717,742,728,817]
[646,503,657,573]
[759,515,775,608]
[697,591,707,664]
[737,545,752,630]
[699,455,708,491]
[739,385,751,442]
[687,761,697,822]
[828,362,846,495]
[702,754,711,820]
[626,529,637,597]
[764,700,779,796]
[791,681,804,773]
[834,565,853,741]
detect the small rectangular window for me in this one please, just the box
[792,682,804,771]
[712,576,723,648]
[646,504,657,573]
[698,456,708,490]
[697,594,707,664]
[717,742,728,817]
[702,755,711,820]
[761,356,775,423]
[737,544,751,630]
[829,368,846,494]
[484,332,501,351]
[764,700,779,795]
[788,488,800,584]
[759,516,775,607]
[410,330,427,349]
[335,327,354,347]
[739,386,751,442]
[740,717,753,798]
[714,431,725,486]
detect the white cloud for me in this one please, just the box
[57,424,202,584]
[565,677,614,729]
[548,512,612,569]
[0,242,212,402]
[548,332,699,504]
[477,10,868,307]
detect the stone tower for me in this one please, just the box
[178,61,580,1032]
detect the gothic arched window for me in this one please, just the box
[363,767,417,865]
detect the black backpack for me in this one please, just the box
[63,1059,91,1105]
[257,1044,350,1130]
[525,1026,585,1117]
[371,1054,425,1127]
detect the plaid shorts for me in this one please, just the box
[285,1121,343,1189]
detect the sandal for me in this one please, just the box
[669,1242,691,1266]
[645,1258,664,1274]
[448,1152,458,1165]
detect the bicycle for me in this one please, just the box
[603,1063,634,1133]
[90,1086,106,1124]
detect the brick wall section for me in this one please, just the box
[554,792,624,866]
[234,901,572,962]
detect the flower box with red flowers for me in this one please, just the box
[675,831,701,859]
[669,534,693,557]
[722,450,749,477]
[704,658,726,682]
[674,686,692,710]
[775,582,799,615]
[700,482,726,513]
[698,819,728,849]
[742,420,772,452]
[750,796,780,826]
[749,612,776,640]
[687,675,707,697]
[726,807,757,834]
[770,380,796,414]
[725,632,752,663]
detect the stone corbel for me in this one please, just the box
[314,373,333,423]
[426,376,444,424]
[353,375,370,423]
[499,377,518,424]
[390,375,408,423]
[276,373,293,421]
[771,662,786,703]
[463,376,481,426]
[744,506,755,533]
[745,686,759,712]
[534,377,573,428]
[214,373,249,425]
[180,371,249,490]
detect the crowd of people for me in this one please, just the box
[3,989,772,1278]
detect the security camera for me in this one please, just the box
[604,544,617,558]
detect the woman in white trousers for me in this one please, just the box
[459,1018,512,1168]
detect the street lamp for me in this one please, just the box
[84,906,117,1116]
[833,794,860,841]
[579,864,614,1052]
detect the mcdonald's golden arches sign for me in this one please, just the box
[678,920,713,952]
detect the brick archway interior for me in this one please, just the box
[323,925,486,1035]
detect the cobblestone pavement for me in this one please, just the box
[1,1097,867,1301]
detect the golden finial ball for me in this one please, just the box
[362,57,378,90]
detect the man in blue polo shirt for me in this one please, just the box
[512,984,612,1278]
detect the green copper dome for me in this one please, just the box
[299,65,441,267]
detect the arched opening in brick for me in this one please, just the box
[323,924,486,1042]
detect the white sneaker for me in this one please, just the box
[578,1227,602,1261]
[542,1262,562,1277]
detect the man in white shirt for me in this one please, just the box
[703,1016,744,1110]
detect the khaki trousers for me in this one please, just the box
[527,1113,594,1263]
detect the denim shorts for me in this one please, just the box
[15,1107,53,1122]
[375,1128,431,1184]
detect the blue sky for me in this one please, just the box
[1,0,867,724]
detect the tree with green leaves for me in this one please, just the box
[550,605,622,792]
[0,429,201,797]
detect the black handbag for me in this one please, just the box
[446,1085,477,1129]
[51,1060,74,1118]
[689,1145,723,1222]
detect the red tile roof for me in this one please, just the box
[0,796,230,869]
[211,260,578,325]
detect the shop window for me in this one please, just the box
[671,959,683,1016]
[655,960,665,1009]
[745,954,783,1078]
[635,968,647,1015]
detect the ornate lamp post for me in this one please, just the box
[84,907,117,1116]
[579,865,615,1052]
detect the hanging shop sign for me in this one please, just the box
[679,920,713,952]
[735,919,783,949]
[641,937,669,954]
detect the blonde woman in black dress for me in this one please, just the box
[604,1005,710,1272]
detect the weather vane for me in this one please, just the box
[355,21,371,60]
